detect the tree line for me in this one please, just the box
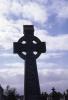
[0,85,68,100]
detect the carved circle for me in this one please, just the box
[17,36,42,59]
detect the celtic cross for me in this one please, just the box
[13,25,46,100]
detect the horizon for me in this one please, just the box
[0,0,68,94]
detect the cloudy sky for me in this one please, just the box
[0,0,68,94]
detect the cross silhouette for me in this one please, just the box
[13,25,46,100]
[52,87,55,92]
[14,25,45,59]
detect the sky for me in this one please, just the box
[0,0,68,94]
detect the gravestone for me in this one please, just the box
[65,90,68,100]
[51,87,60,100]
[13,25,46,100]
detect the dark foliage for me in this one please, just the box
[0,85,68,100]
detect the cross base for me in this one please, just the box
[24,95,41,100]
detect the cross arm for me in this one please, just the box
[34,42,46,53]
[13,42,26,53]
[13,42,46,54]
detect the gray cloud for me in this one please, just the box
[0,0,68,94]
[0,68,68,94]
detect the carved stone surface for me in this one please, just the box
[13,25,46,100]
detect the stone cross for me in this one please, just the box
[13,25,46,100]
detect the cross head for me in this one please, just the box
[13,25,46,60]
